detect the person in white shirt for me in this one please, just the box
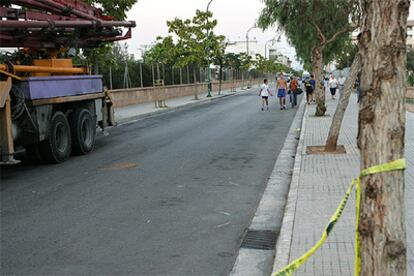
[338,74,346,95]
[328,74,339,100]
[259,79,273,111]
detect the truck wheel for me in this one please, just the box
[70,108,96,155]
[39,111,71,163]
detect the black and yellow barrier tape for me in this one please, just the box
[273,158,406,276]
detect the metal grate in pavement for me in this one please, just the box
[240,230,277,250]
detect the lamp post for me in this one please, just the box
[206,0,214,97]
[246,25,257,56]
[265,35,281,59]
[265,38,275,60]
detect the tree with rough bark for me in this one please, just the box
[357,0,409,275]
[258,0,358,116]
[325,53,361,152]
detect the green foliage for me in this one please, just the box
[258,0,357,66]
[165,10,226,68]
[144,36,177,65]
[254,53,290,73]
[335,41,358,70]
[407,48,414,72]
[84,0,137,20]
[407,48,414,86]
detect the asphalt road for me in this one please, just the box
[1,87,301,276]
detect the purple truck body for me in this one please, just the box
[19,75,103,100]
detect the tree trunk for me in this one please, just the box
[218,64,223,95]
[312,46,326,116]
[357,0,408,275]
[325,54,361,152]
[151,64,155,86]
[193,65,199,100]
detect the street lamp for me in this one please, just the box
[265,38,275,60]
[265,35,281,59]
[206,0,214,98]
[246,25,258,56]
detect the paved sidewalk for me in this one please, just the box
[114,86,258,124]
[273,94,413,275]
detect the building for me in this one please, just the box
[268,48,292,67]
[225,39,264,57]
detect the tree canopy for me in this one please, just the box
[166,10,226,68]
[258,0,357,67]
[84,0,137,20]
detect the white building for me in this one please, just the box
[225,40,265,58]
[268,48,292,67]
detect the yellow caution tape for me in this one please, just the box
[273,158,406,276]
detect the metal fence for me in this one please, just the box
[99,62,267,90]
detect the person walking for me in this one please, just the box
[310,74,316,103]
[259,78,272,111]
[276,73,288,110]
[305,75,315,105]
[323,76,330,97]
[328,74,338,100]
[289,76,299,108]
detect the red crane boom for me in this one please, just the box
[0,0,136,49]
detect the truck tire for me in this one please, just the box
[70,108,96,155]
[39,111,71,163]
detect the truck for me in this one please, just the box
[0,0,136,164]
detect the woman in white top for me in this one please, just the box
[328,74,338,100]
[259,79,273,111]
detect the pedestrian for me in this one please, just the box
[259,78,272,111]
[328,74,338,100]
[323,76,329,96]
[305,75,315,105]
[338,73,346,95]
[276,73,288,110]
[289,75,299,108]
[310,74,316,103]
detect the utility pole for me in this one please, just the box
[206,0,214,97]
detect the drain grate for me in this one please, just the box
[240,230,277,250]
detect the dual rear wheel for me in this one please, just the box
[25,108,96,164]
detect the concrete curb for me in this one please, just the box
[230,96,307,276]
[271,100,309,273]
[116,86,259,126]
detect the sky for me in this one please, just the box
[125,0,297,66]
[125,1,414,69]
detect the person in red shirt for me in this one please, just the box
[289,76,299,108]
